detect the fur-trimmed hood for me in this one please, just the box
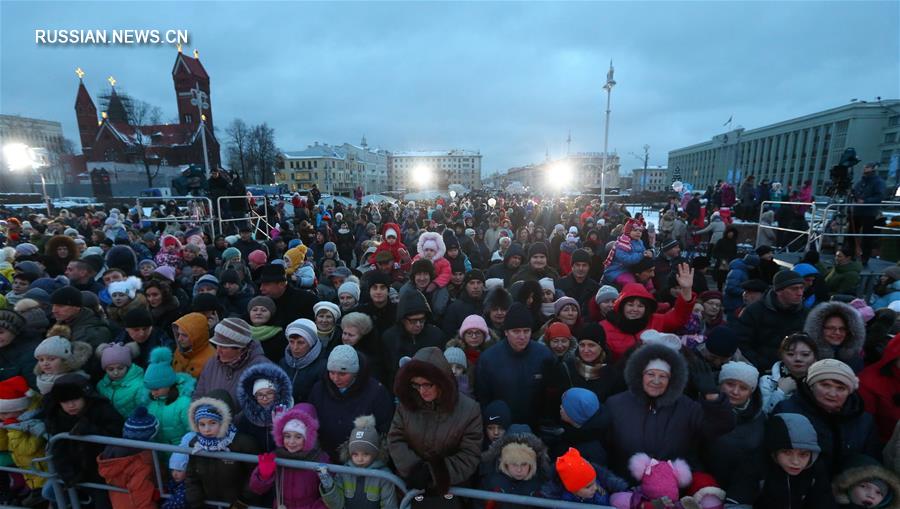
[417,231,446,260]
[34,339,92,374]
[394,346,458,412]
[236,363,294,426]
[13,298,43,314]
[832,455,900,508]
[272,403,319,452]
[482,429,551,481]
[45,234,77,259]
[804,301,866,363]
[188,396,233,438]
[623,343,688,408]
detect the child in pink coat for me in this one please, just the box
[249,403,329,509]
[413,232,451,289]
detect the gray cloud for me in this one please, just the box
[2,1,897,176]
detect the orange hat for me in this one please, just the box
[556,447,595,493]
[545,322,572,340]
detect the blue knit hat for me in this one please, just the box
[169,452,189,471]
[194,404,223,423]
[288,239,302,249]
[143,347,177,390]
[124,406,159,441]
[561,388,600,426]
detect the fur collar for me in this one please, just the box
[803,301,866,363]
[188,396,233,437]
[832,460,900,508]
[236,363,294,427]
[394,346,458,411]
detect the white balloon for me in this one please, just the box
[449,190,457,198]
[487,198,497,207]
[672,181,684,192]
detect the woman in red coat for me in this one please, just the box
[600,263,696,361]
[858,332,900,442]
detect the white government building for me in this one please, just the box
[668,100,900,193]
[388,150,482,191]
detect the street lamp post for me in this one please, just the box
[190,84,211,176]
[601,60,616,206]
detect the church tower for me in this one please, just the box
[74,69,99,158]
[172,47,213,131]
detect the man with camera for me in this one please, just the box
[851,162,886,266]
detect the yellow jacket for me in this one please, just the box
[1,397,47,488]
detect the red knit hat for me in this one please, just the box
[623,218,644,235]
[545,322,572,341]
[0,376,34,413]
[556,447,595,493]
[687,471,726,504]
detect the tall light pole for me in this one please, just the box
[601,60,616,205]
[190,83,211,176]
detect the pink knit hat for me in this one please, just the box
[248,250,268,265]
[628,453,692,501]
[849,298,875,322]
[459,314,490,338]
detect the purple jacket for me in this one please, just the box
[193,340,272,402]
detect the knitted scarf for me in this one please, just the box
[192,424,238,453]
[251,325,282,342]
[603,233,634,269]
[574,357,605,381]
[282,341,322,371]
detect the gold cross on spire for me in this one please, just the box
[177,43,182,53]
[75,67,85,79]
[193,49,199,59]
[107,76,116,87]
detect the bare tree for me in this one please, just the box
[248,123,278,184]
[225,119,252,181]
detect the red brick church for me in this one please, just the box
[73,48,221,184]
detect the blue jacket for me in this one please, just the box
[723,256,758,313]
[475,340,554,427]
[602,239,645,283]
[871,279,900,309]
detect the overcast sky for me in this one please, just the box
[1,1,898,176]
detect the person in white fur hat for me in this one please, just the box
[106,276,146,331]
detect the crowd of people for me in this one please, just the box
[0,185,897,509]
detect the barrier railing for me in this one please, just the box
[811,201,900,252]
[43,432,614,509]
[135,196,216,239]
[756,200,819,252]
[216,194,274,239]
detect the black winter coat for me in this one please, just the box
[307,360,394,461]
[270,285,318,329]
[441,293,483,338]
[700,389,766,496]
[44,395,124,486]
[732,290,808,371]
[773,384,881,476]
[751,458,837,509]
[0,333,39,387]
[555,274,600,313]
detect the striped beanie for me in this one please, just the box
[211,318,252,348]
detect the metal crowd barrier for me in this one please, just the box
[756,200,819,252]
[135,196,216,239]
[812,201,900,252]
[216,194,274,239]
[42,432,612,509]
